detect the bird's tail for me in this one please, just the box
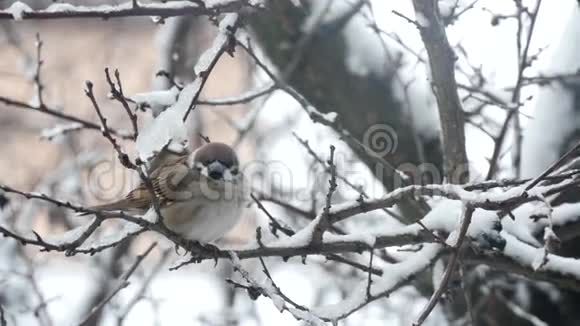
[78,200,131,216]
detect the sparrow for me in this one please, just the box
[87,142,246,243]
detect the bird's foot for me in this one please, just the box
[182,240,221,266]
[201,242,221,267]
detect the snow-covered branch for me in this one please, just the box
[0,1,258,21]
[4,1,580,324]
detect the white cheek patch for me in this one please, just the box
[193,162,211,178]
[222,169,234,182]
[200,166,211,178]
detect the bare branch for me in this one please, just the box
[0,1,257,21]
[292,132,407,222]
[493,289,549,326]
[0,183,212,258]
[33,33,45,108]
[105,68,139,139]
[85,81,136,170]
[250,193,383,276]
[75,242,157,326]
[250,193,294,238]
[314,244,444,321]
[511,0,543,178]
[487,0,544,179]
[0,303,5,326]
[0,96,133,140]
[115,248,171,325]
[182,13,241,121]
[525,140,580,191]
[312,145,337,243]
[228,252,324,324]
[85,80,166,222]
[412,0,469,183]
[465,238,580,292]
[414,205,475,325]
[197,82,276,106]
[365,249,375,300]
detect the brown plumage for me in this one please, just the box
[82,142,245,243]
[85,142,240,214]
[84,153,197,214]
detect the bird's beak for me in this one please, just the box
[207,161,226,180]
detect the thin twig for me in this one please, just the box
[76,242,157,326]
[105,68,139,139]
[0,96,133,139]
[5,167,580,259]
[182,13,241,121]
[312,145,338,243]
[250,193,383,276]
[365,248,374,299]
[250,193,294,237]
[197,83,276,106]
[237,36,427,223]
[85,81,164,221]
[413,205,475,326]
[292,133,405,222]
[525,141,580,191]
[34,33,45,108]
[0,303,5,326]
[486,108,517,180]
[488,0,543,179]
[115,248,171,326]
[494,290,548,326]
[0,183,212,258]
[227,252,320,323]
[85,81,136,169]
[458,262,475,326]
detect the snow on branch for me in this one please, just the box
[136,13,240,161]
[467,232,580,292]
[313,244,443,321]
[3,164,580,255]
[0,1,258,21]
[182,12,240,120]
[4,151,580,322]
[4,2,580,324]
[228,252,327,325]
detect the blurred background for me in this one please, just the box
[1,0,580,325]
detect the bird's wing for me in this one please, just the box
[126,154,198,207]
[146,141,190,174]
[86,153,200,212]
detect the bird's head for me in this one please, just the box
[192,142,240,183]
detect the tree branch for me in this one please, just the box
[0,96,133,140]
[0,1,257,21]
[412,0,469,183]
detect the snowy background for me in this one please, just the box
[1,0,580,325]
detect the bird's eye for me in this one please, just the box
[231,166,239,175]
